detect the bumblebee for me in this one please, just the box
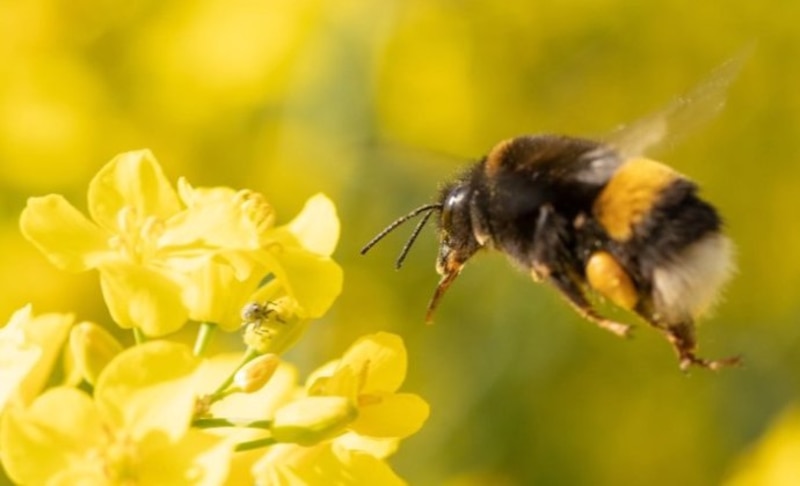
[362,52,749,371]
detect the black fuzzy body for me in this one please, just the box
[438,134,724,323]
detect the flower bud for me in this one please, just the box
[68,321,123,386]
[233,353,280,393]
[271,396,357,446]
[242,297,307,355]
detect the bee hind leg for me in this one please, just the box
[661,321,741,371]
[548,272,633,338]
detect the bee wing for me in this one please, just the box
[604,45,753,159]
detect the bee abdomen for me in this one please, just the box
[593,158,680,241]
[592,157,733,324]
[651,232,734,323]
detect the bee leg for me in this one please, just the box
[662,322,741,371]
[548,272,633,338]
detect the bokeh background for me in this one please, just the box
[1,0,799,484]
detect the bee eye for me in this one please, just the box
[441,185,469,231]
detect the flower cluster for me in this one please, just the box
[0,151,428,484]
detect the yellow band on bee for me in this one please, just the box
[484,138,514,178]
[586,251,638,310]
[594,158,679,241]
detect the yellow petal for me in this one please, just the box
[0,387,103,485]
[49,469,107,485]
[335,432,400,459]
[272,396,357,446]
[87,150,181,233]
[270,248,343,318]
[99,262,189,336]
[350,392,430,439]
[0,335,39,413]
[0,305,74,408]
[164,180,273,251]
[137,428,233,486]
[285,193,340,257]
[252,442,406,486]
[181,254,265,332]
[329,444,407,486]
[322,361,362,400]
[305,359,340,392]
[20,194,112,272]
[340,332,407,393]
[95,341,200,442]
[68,321,123,386]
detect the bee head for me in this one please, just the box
[436,181,483,274]
[360,178,486,323]
[414,181,483,322]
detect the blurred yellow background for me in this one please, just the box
[2,0,799,484]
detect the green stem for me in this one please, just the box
[193,322,217,357]
[192,417,272,429]
[211,347,261,398]
[234,437,278,452]
[77,379,94,396]
[133,327,146,345]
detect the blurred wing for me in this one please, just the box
[604,44,754,159]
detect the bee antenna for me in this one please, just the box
[395,208,436,269]
[360,203,442,257]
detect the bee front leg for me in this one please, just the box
[547,272,633,338]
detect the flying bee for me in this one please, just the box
[361,50,751,371]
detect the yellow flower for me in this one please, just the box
[0,305,73,412]
[252,441,406,486]
[220,333,427,484]
[726,406,800,486]
[163,180,276,331]
[21,151,198,336]
[238,194,344,352]
[20,150,343,336]
[249,193,344,320]
[0,341,232,485]
[189,191,343,332]
[307,332,430,440]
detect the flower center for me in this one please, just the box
[89,428,139,484]
[108,206,166,263]
[234,190,275,244]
